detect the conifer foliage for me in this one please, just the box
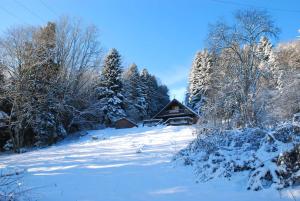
[139,69,169,118]
[9,23,66,149]
[96,48,126,126]
[122,66,169,121]
[0,19,170,151]
[187,50,214,114]
[122,64,146,121]
[186,9,299,127]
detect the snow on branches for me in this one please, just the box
[176,123,300,191]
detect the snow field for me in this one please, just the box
[1,126,298,201]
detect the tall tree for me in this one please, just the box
[207,9,279,127]
[96,48,125,126]
[54,17,102,132]
[188,50,214,114]
[8,22,66,149]
[256,36,277,87]
[188,51,202,110]
[0,18,103,151]
[270,40,300,120]
[122,64,146,121]
[140,69,151,118]
[140,69,169,118]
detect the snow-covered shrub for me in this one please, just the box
[32,112,67,146]
[3,139,13,151]
[276,144,300,188]
[176,123,300,190]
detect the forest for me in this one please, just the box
[181,9,300,191]
[0,18,169,152]
[0,4,299,201]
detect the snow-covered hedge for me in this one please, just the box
[175,123,300,190]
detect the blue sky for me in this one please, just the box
[0,0,299,101]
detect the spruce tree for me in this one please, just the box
[188,50,213,114]
[140,69,151,118]
[11,22,66,149]
[122,64,146,121]
[140,69,169,118]
[256,36,280,90]
[97,48,125,126]
[30,22,65,146]
[156,85,169,111]
[188,51,202,111]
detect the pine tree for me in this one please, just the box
[122,64,146,121]
[188,51,202,109]
[10,22,66,149]
[30,22,66,146]
[140,68,169,118]
[188,50,213,114]
[156,84,169,111]
[197,50,213,111]
[257,37,276,72]
[96,48,125,126]
[123,64,141,103]
[140,69,151,118]
[256,36,282,91]
[26,23,63,145]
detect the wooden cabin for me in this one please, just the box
[115,118,138,129]
[142,119,163,127]
[145,99,199,126]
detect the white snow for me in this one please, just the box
[0,111,8,120]
[0,126,299,201]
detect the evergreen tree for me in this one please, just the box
[188,51,201,109]
[197,50,213,112]
[188,50,213,114]
[122,64,146,121]
[256,36,287,98]
[140,69,169,118]
[9,22,66,149]
[96,48,125,126]
[140,69,151,118]
[31,22,66,145]
[148,75,159,116]
[156,84,170,111]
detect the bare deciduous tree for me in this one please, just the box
[0,17,103,151]
[206,9,280,127]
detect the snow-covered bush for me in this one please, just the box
[3,139,13,151]
[176,123,300,190]
[276,144,300,188]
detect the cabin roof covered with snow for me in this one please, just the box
[152,99,199,122]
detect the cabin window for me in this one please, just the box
[169,105,180,113]
[172,106,179,110]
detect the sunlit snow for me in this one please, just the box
[1,126,299,201]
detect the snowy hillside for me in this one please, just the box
[0,126,299,201]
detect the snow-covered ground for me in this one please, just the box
[0,126,298,201]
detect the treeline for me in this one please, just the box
[0,18,169,152]
[186,9,300,128]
